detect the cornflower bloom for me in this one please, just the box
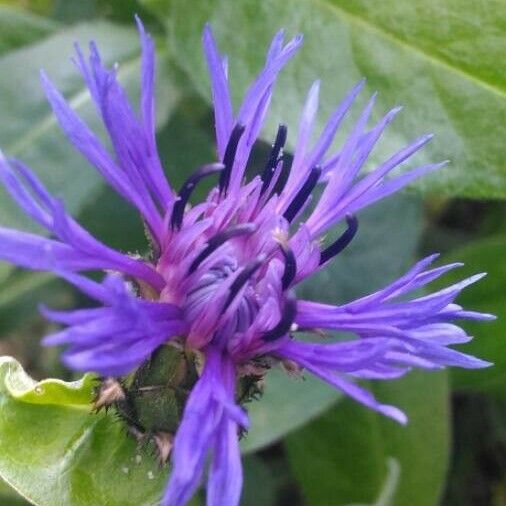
[0,18,494,506]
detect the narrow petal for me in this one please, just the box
[228,32,304,192]
[282,80,321,198]
[294,257,492,378]
[277,337,397,371]
[42,272,185,376]
[307,133,437,237]
[39,70,156,220]
[297,356,407,424]
[0,155,165,289]
[345,161,447,217]
[0,154,52,228]
[207,417,243,506]
[202,25,234,159]
[0,227,89,272]
[207,355,244,506]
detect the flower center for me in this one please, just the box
[183,257,261,347]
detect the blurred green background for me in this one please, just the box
[0,0,504,505]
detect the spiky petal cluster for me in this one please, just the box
[0,18,493,506]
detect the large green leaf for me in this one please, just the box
[0,357,168,506]
[285,371,450,506]
[243,193,422,452]
[435,235,506,394]
[152,0,506,199]
[0,6,58,55]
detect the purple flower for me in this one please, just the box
[0,18,494,506]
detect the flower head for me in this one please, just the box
[0,18,494,506]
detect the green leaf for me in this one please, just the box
[443,395,506,506]
[51,0,97,23]
[347,458,401,506]
[52,0,157,25]
[243,193,422,453]
[0,356,168,506]
[0,271,54,313]
[157,0,506,198]
[285,371,450,506]
[0,357,95,405]
[242,456,278,506]
[241,368,341,454]
[0,475,28,505]
[0,0,54,17]
[0,6,58,55]
[435,235,506,393]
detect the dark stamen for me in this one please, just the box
[224,254,266,309]
[263,292,297,341]
[219,124,246,194]
[283,166,321,223]
[170,163,223,229]
[260,124,287,195]
[279,243,297,290]
[319,214,358,265]
[188,223,257,274]
[269,160,291,198]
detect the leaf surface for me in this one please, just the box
[286,371,450,506]
[0,357,168,506]
[156,0,506,198]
